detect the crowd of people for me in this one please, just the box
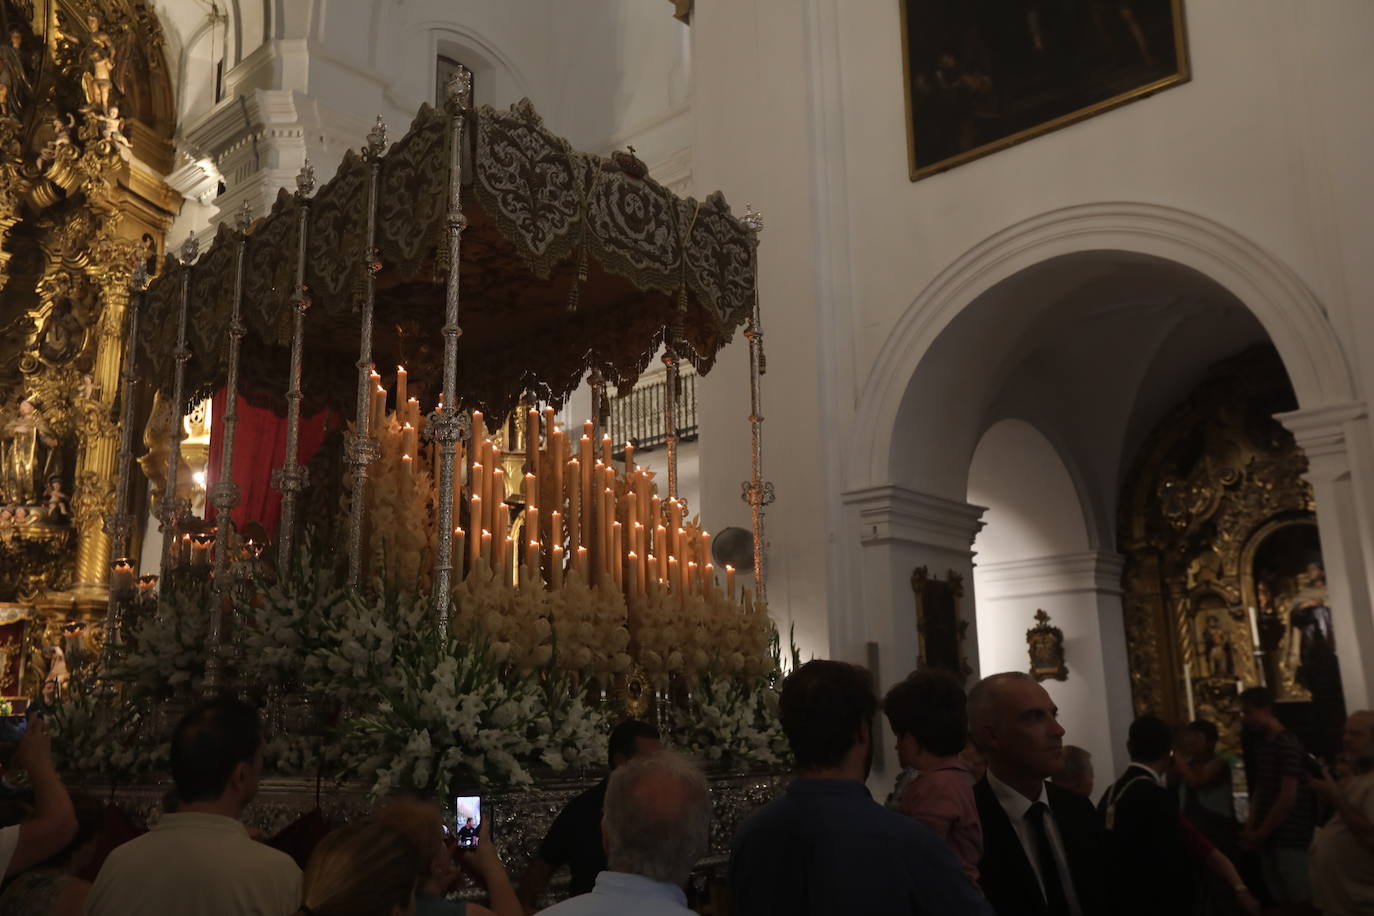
[0,663,1368,915]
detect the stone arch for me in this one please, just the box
[856,202,1357,491]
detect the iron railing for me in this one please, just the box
[610,372,698,455]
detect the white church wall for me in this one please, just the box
[969,419,1132,777]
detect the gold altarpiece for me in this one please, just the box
[0,0,178,701]
[1120,347,1344,746]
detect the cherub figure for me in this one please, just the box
[45,478,70,521]
[96,104,130,147]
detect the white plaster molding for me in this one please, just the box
[855,202,1359,487]
[1276,401,1368,481]
[843,485,985,552]
[650,147,693,196]
[165,153,221,205]
[975,551,1125,600]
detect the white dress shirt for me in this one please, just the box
[987,769,1084,916]
[537,871,694,915]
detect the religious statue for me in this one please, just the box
[41,644,68,703]
[44,479,70,522]
[96,105,131,148]
[78,15,122,114]
[1288,561,1338,695]
[0,30,31,119]
[1201,614,1234,677]
[38,114,75,165]
[0,398,62,505]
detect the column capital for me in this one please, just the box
[843,485,986,552]
[1275,401,1368,481]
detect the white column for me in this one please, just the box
[1277,402,1374,709]
[973,550,1132,777]
[842,486,985,786]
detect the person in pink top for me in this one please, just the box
[883,669,984,890]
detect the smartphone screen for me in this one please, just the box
[454,795,481,849]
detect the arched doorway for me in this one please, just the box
[846,204,1370,787]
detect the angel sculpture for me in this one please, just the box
[77,15,127,115]
[97,105,131,148]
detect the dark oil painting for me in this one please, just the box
[902,0,1189,179]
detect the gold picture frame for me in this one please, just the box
[900,0,1191,181]
[1027,609,1068,682]
[911,566,971,682]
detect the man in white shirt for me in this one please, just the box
[537,749,708,915]
[969,672,1106,916]
[0,716,77,878]
[84,697,302,916]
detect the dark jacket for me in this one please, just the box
[974,776,1107,916]
[1096,765,1194,916]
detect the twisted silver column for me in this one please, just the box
[738,207,773,601]
[273,163,316,572]
[429,69,474,629]
[346,119,389,589]
[158,238,198,583]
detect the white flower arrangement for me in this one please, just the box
[48,676,168,781]
[675,674,790,770]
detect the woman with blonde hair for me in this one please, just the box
[298,819,419,916]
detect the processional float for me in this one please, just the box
[103,72,778,737]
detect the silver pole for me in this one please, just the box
[663,348,680,500]
[429,68,473,629]
[158,238,198,582]
[204,203,254,691]
[102,264,147,659]
[273,163,316,572]
[738,206,773,601]
[346,119,389,588]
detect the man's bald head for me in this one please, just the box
[968,671,1066,784]
[603,749,711,886]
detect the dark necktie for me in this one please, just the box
[1026,801,1071,916]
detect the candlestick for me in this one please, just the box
[111,557,136,592]
[1183,662,1196,721]
[395,365,407,409]
[552,544,565,588]
[179,532,193,568]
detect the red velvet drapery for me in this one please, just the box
[204,390,333,539]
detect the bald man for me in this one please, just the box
[537,749,708,915]
[1310,710,1374,916]
[969,672,1106,916]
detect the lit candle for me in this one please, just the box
[111,557,135,591]
[401,453,413,477]
[602,433,612,465]
[407,396,421,431]
[624,442,636,476]
[503,538,514,585]
[395,365,407,409]
[668,556,681,598]
[628,551,640,602]
[701,530,712,568]
[486,469,502,536]
[704,562,715,596]
[526,407,541,479]
[524,471,538,512]
[402,422,418,459]
[687,561,698,594]
[552,544,565,588]
[577,546,589,578]
[480,529,492,566]
[550,429,565,518]
[179,532,193,567]
[526,539,541,586]
[525,506,540,563]
[1184,662,1196,721]
[469,497,484,568]
[612,521,623,589]
[551,510,563,552]
[368,370,382,427]
[568,458,581,556]
[579,435,594,546]
[656,526,669,580]
[454,527,466,580]
[726,564,736,599]
[1247,606,1262,649]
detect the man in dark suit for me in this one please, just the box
[969,672,1106,916]
[1097,716,1193,916]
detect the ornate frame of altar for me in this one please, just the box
[53,68,787,900]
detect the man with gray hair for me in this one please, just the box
[969,672,1106,915]
[1310,710,1374,916]
[538,748,709,915]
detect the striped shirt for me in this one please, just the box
[1252,730,1316,849]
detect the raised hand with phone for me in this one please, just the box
[0,715,78,879]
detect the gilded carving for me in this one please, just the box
[1120,348,1329,745]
